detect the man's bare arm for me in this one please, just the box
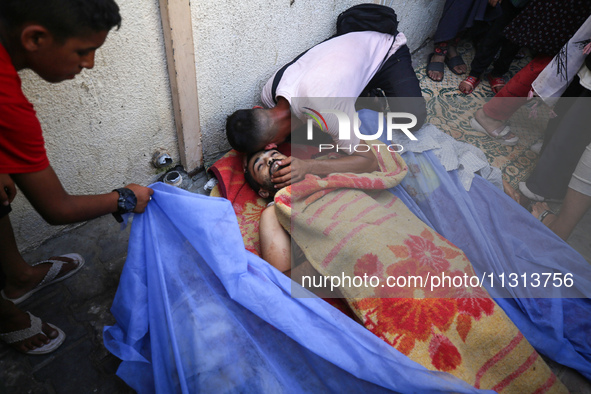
[12,166,153,225]
[272,142,378,188]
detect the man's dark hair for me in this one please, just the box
[226,109,268,153]
[0,0,122,41]
[244,152,264,193]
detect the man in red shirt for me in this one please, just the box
[0,0,153,354]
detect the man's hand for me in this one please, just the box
[488,0,501,6]
[271,156,309,189]
[124,183,154,213]
[12,166,154,225]
[271,144,379,188]
[0,174,17,206]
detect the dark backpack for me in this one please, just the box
[336,4,399,37]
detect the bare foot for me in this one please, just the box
[0,303,59,353]
[428,53,445,81]
[3,255,81,300]
[447,46,467,74]
[531,202,556,227]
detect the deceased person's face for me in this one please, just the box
[247,149,289,193]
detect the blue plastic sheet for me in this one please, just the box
[104,183,490,394]
[393,151,591,380]
[357,111,591,380]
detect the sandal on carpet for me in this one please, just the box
[519,182,563,203]
[459,76,480,95]
[488,74,506,94]
[445,55,466,75]
[519,182,546,202]
[1,253,85,305]
[0,312,66,355]
[426,53,445,82]
[470,117,518,146]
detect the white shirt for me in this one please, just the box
[261,31,407,152]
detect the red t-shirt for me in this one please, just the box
[0,43,49,173]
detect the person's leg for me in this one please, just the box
[460,2,520,94]
[0,214,79,300]
[427,41,449,82]
[524,93,591,200]
[481,0,521,75]
[532,190,591,241]
[531,143,591,240]
[445,38,467,75]
[481,55,553,120]
[540,78,585,151]
[484,39,521,95]
[473,55,553,140]
[368,45,427,132]
[427,39,467,82]
[490,39,520,78]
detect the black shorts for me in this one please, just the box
[0,203,11,219]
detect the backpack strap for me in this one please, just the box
[271,36,336,104]
[270,50,308,105]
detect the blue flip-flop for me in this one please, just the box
[426,53,445,82]
[445,55,466,75]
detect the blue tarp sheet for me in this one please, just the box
[392,150,591,380]
[104,113,591,392]
[104,183,489,393]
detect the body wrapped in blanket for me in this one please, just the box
[104,117,591,393]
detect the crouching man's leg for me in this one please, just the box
[366,44,427,132]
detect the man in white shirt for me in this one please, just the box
[226,31,426,188]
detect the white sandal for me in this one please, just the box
[0,312,66,355]
[1,253,85,305]
[470,117,519,146]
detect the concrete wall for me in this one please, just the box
[191,0,445,163]
[12,0,444,251]
[13,0,178,250]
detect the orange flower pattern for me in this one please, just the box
[353,229,497,372]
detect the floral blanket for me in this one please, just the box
[272,142,565,393]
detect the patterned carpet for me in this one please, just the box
[415,40,548,188]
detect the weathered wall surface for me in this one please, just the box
[191,0,445,163]
[12,0,444,251]
[12,0,178,250]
